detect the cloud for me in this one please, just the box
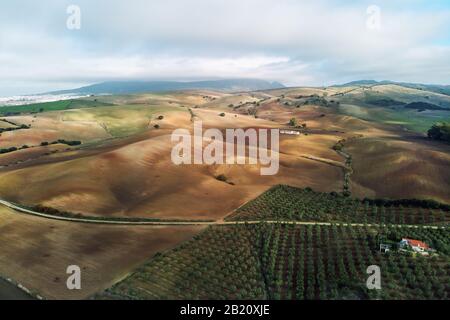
[0,0,449,95]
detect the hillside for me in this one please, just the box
[0,84,449,300]
[338,80,450,96]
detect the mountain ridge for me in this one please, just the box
[47,79,285,95]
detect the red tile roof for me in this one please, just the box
[403,238,429,249]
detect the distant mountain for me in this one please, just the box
[48,79,285,95]
[340,80,381,86]
[337,80,450,96]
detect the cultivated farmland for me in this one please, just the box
[100,223,450,300]
[227,185,450,225]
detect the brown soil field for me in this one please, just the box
[0,100,345,221]
[0,113,110,149]
[0,144,70,167]
[0,88,448,220]
[0,129,343,220]
[0,121,17,129]
[0,205,204,299]
[347,136,450,203]
[200,93,260,111]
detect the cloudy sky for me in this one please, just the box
[0,0,449,96]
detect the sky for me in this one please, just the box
[0,0,449,96]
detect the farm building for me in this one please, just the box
[379,243,391,253]
[399,238,430,254]
[280,129,300,135]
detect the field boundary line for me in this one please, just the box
[0,199,213,226]
[0,198,445,229]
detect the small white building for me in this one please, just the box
[280,129,300,135]
[379,243,391,253]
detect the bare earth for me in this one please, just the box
[0,205,204,299]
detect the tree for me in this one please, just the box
[428,122,450,142]
[215,174,228,182]
[289,118,298,127]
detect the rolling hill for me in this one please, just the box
[338,80,450,96]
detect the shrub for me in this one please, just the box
[215,174,228,182]
[289,118,297,127]
[0,147,18,154]
[428,122,450,142]
[49,139,81,146]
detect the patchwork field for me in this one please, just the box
[0,83,449,300]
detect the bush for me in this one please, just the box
[0,147,18,154]
[289,118,297,127]
[58,139,81,146]
[428,122,450,142]
[49,139,81,146]
[215,174,228,182]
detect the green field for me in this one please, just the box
[99,223,450,300]
[332,84,450,133]
[226,185,450,225]
[338,104,450,133]
[0,99,114,115]
[62,104,186,137]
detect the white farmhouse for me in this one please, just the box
[399,238,430,254]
